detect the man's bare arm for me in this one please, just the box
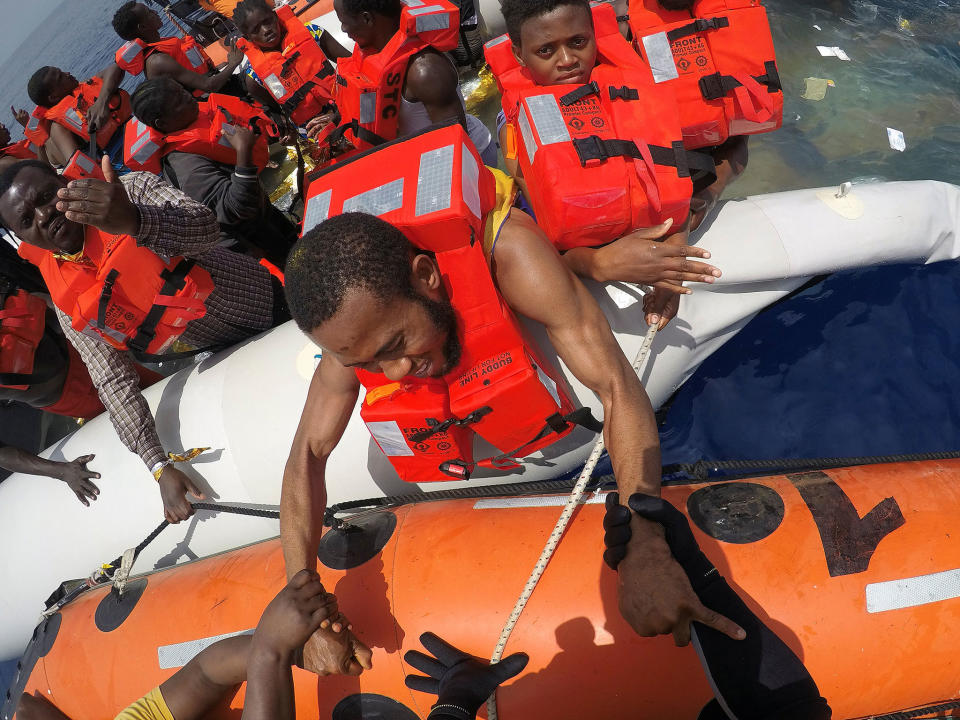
[281,354,360,580]
[493,212,744,645]
[146,42,243,94]
[48,123,81,161]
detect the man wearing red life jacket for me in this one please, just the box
[112,1,249,99]
[128,77,297,268]
[0,157,288,525]
[233,0,349,134]
[327,0,495,163]
[281,124,744,675]
[492,0,722,331]
[24,63,131,174]
[0,121,44,173]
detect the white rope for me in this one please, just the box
[487,324,660,719]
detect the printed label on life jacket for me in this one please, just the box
[556,93,606,138]
[456,350,515,389]
[366,420,415,456]
[669,35,714,77]
[642,32,679,83]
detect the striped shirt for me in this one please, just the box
[55,171,274,472]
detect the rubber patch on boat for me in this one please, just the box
[317,512,397,570]
[0,613,61,720]
[332,694,419,720]
[815,188,864,219]
[94,578,148,633]
[687,482,784,544]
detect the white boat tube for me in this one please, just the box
[0,180,957,660]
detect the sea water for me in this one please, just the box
[0,0,958,694]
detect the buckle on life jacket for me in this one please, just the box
[666,16,730,43]
[439,459,472,480]
[408,405,493,443]
[699,60,781,101]
[608,85,639,102]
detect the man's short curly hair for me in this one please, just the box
[501,0,591,44]
[112,1,142,41]
[285,212,415,332]
[26,67,57,107]
[131,77,187,129]
[338,0,403,20]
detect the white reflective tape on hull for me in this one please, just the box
[866,568,960,613]
[473,493,609,509]
[158,628,254,669]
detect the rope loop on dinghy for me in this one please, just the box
[486,323,661,720]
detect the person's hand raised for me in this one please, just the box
[56,155,140,236]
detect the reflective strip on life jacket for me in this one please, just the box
[184,46,205,70]
[119,40,142,65]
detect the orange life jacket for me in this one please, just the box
[62,150,105,181]
[17,227,214,359]
[0,282,49,391]
[628,0,782,148]
[302,123,596,482]
[237,5,336,126]
[115,36,214,77]
[332,0,459,153]
[24,78,132,150]
[37,342,104,419]
[0,139,39,161]
[124,94,274,175]
[486,2,712,250]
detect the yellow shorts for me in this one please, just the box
[114,687,174,720]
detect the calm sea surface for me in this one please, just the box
[0,0,959,690]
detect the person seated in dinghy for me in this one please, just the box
[280,132,746,674]
[0,157,291,526]
[325,0,497,163]
[14,570,357,720]
[0,120,47,172]
[491,0,738,329]
[232,0,350,150]
[128,77,298,268]
[24,62,131,175]
[112,1,250,99]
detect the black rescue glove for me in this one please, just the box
[603,492,832,720]
[404,632,529,719]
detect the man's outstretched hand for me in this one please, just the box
[405,632,528,715]
[605,493,746,647]
[56,155,140,236]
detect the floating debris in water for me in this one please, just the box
[886,128,906,152]
[817,45,851,60]
[813,24,822,31]
[801,77,832,101]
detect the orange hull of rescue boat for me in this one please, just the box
[12,461,960,720]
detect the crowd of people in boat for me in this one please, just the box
[1,0,833,717]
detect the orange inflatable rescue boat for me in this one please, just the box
[7,460,960,719]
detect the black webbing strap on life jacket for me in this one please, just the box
[327,118,390,149]
[96,269,121,335]
[571,135,716,182]
[698,60,782,101]
[560,81,640,106]
[437,406,604,480]
[408,405,494,444]
[666,16,730,42]
[125,259,197,358]
[280,62,336,116]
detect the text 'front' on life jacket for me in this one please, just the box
[115,36,214,77]
[124,94,275,175]
[332,0,460,153]
[24,78,133,151]
[17,227,214,360]
[485,2,714,250]
[301,123,598,482]
[0,281,49,391]
[237,5,336,126]
[628,0,782,148]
